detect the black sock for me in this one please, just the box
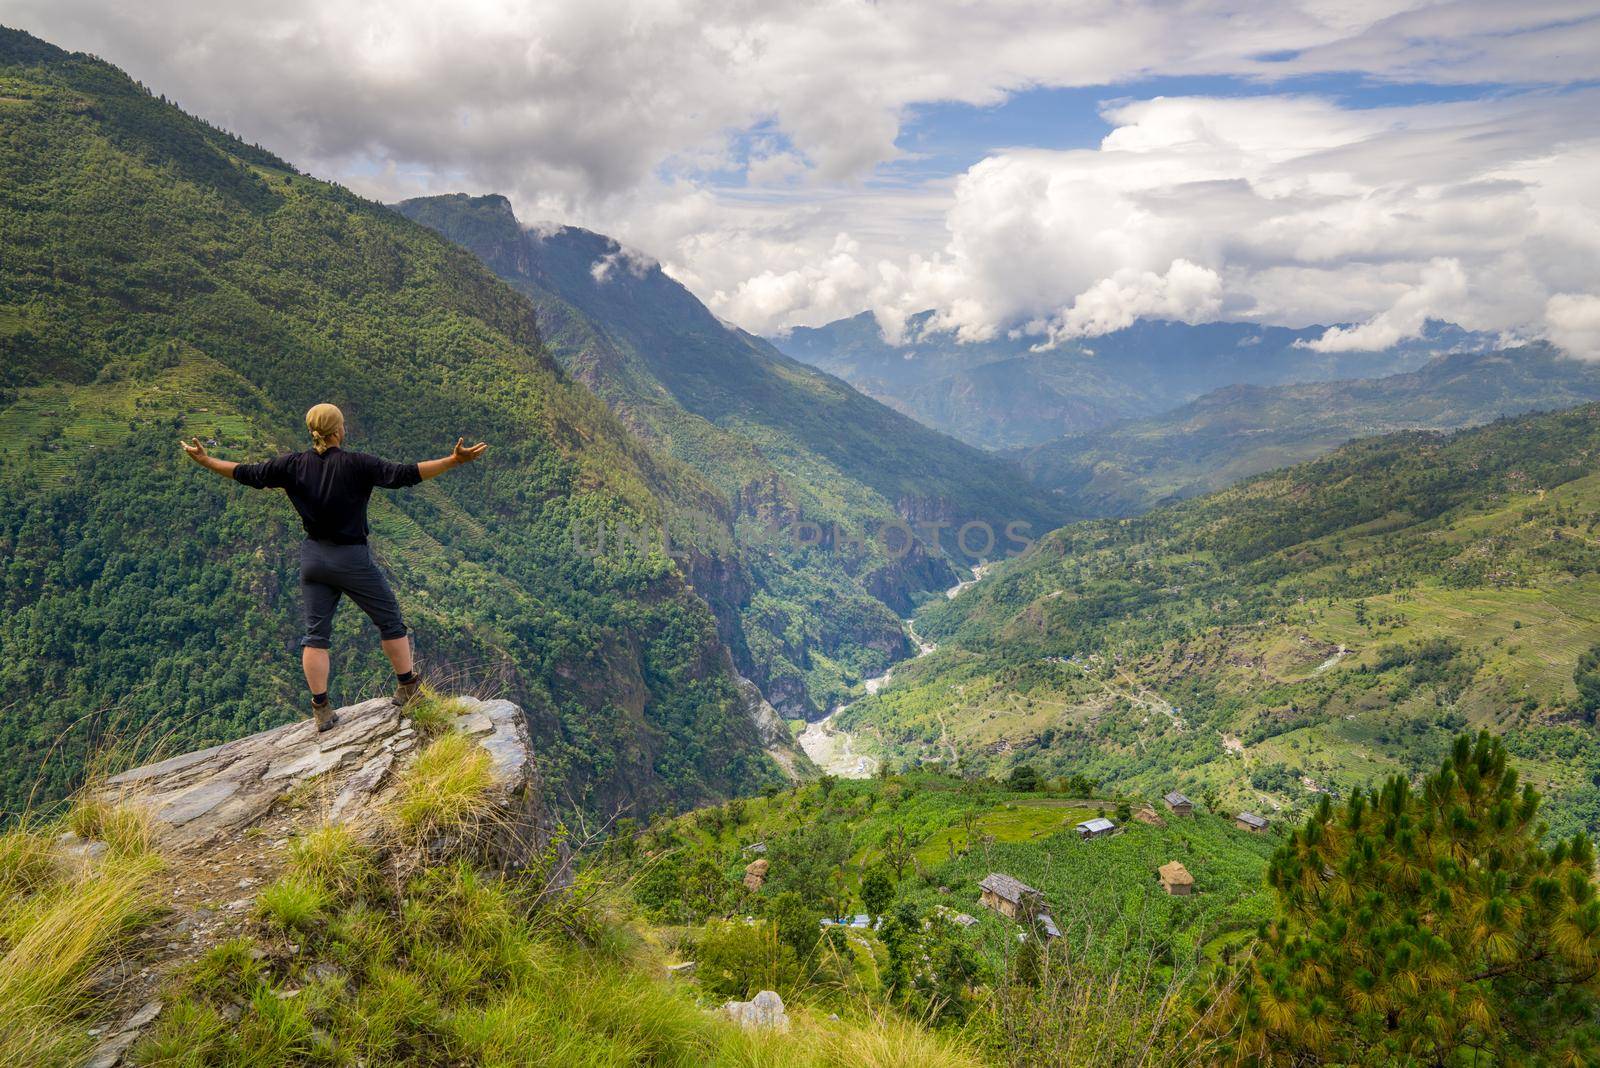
[396,670,417,685]
[311,691,329,705]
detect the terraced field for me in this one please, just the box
[0,352,273,483]
[653,770,1277,972]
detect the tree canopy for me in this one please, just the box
[1217,732,1600,1064]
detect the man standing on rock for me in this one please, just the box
[181,403,487,730]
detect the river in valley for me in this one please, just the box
[797,565,979,778]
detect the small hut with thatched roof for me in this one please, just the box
[1157,861,1195,896]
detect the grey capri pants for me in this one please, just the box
[299,539,408,649]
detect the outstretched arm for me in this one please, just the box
[418,438,488,480]
[179,437,238,479]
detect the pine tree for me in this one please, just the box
[1213,733,1600,1064]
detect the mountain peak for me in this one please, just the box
[0,24,72,64]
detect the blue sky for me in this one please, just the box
[892,73,1529,177]
[698,72,1531,193]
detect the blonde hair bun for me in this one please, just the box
[305,403,345,454]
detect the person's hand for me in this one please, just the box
[451,438,488,465]
[180,436,208,464]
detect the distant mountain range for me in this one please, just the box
[393,194,1065,718]
[1014,344,1600,516]
[772,312,1501,450]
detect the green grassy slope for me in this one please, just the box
[837,404,1600,837]
[393,194,1068,715]
[1017,344,1600,516]
[0,27,780,815]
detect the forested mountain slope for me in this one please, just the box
[841,403,1600,836]
[0,27,784,815]
[1018,344,1600,516]
[774,312,1494,449]
[395,193,1066,715]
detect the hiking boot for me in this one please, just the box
[395,674,422,707]
[312,698,339,732]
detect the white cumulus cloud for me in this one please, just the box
[1032,260,1224,347]
[8,0,1600,347]
[1546,294,1600,361]
[877,93,1600,350]
[1298,258,1468,352]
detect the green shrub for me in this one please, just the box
[697,918,797,1000]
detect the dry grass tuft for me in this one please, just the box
[0,820,59,901]
[65,796,155,858]
[0,849,161,1065]
[286,823,373,898]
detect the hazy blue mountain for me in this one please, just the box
[774,312,1499,449]
[1015,344,1600,516]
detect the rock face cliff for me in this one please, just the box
[81,695,558,1066]
[731,670,816,781]
[103,696,550,861]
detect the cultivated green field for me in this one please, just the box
[644,771,1276,972]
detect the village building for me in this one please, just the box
[978,873,1062,940]
[1075,816,1117,840]
[1235,811,1269,833]
[1158,861,1195,896]
[1163,791,1193,816]
[979,872,1045,921]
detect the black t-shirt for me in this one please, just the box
[233,447,421,544]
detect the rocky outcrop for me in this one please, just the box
[748,663,817,721]
[81,696,559,1067]
[743,857,769,891]
[731,670,815,781]
[866,538,959,617]
[722,990,790,1032]
[101,696,549,865]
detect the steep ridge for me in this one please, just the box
[775,312,1498,449]
[394,193,1067,716]
[0,27,790,815]
[840,403,1600,836]
[1017,343,1600,516]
